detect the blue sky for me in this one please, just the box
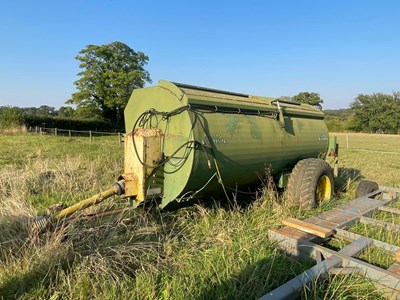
[0,0,399,109]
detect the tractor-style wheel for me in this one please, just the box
[355,180,379,198]
[287,158,334,209]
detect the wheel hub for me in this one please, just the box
[316,175,332,202]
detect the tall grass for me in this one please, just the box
[0,133,399,299]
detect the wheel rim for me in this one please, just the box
[316,175,332,202]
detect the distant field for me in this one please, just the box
[0,132,399,299]
[332,132,400,187]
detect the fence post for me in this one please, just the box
[69,130,71,139]
[118,132,121,146]
[35,126,38,134]
[89,130,92,143]
[39,127,42,135]
[55,128,58,136]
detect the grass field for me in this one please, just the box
[0,132,399,299]
[333,132,400,188]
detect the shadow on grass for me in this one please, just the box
[0,214,73,299]
[193,167,364,213]
[335,167,362,194]
[0,214,31,258]
[0,253,73,299]
[0,210,83,300]
[195,254,311,300]
[0,205,192,299]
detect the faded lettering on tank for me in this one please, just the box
[319,134,328,141]
[201,133,227,146]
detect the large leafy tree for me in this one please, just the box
[292,92,324,110]
[348,92,400,134]
[67,41,151,127]
[57,106,75,118]
[37,105,56,117]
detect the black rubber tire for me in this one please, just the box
[355,180,379,198]
[287,158,334,209]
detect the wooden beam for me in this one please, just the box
[282,217,333,238]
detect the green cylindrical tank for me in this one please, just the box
[124,80,329,208]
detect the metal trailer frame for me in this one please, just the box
[261,186,400,300]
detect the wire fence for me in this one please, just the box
[28,129,400,152]
[30,126,124,146]
[332,132,400,154]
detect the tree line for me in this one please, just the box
[0,106,114,131]
[324,92,400,134]
[2,41,399,134]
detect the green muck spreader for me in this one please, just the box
[32,80,338,232]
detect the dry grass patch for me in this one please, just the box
[0,133,399,299]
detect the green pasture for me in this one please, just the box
[0,132,399,299]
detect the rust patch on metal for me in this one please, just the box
[123,173,138,198]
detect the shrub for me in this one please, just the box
[0,106,24,129]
